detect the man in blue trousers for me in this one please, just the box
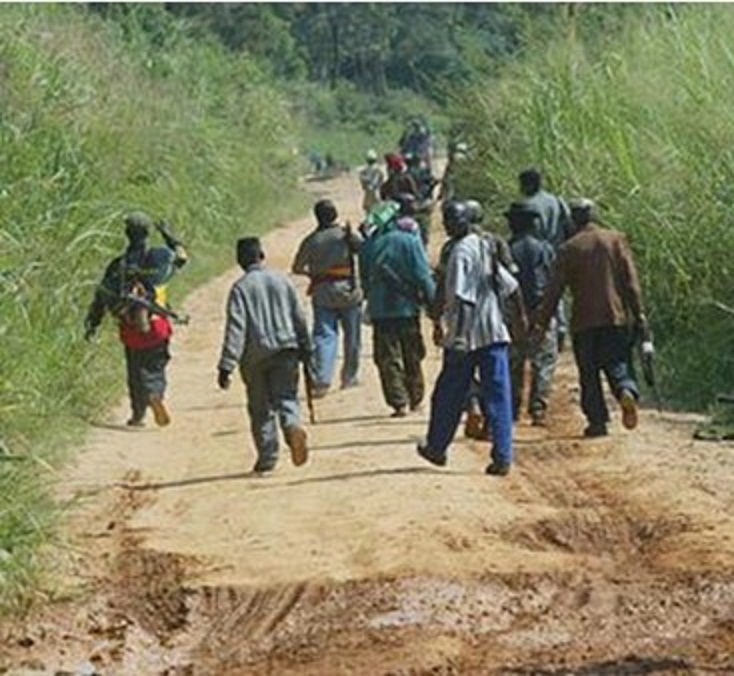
[418,201,527,476]
[292,199,363,397]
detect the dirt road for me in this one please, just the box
[2,173,734,675]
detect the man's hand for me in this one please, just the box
[217,369,232,390]
[635,313,651,342]
[432,321,444,348]
[298,345,313,365]
[156,219,182,248]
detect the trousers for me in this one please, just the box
[125,342,170,420]
[373,316,426,410]
[312,303,361,388]
[241,350,301,468]
[572,326,639,426]
[426,344,513,465]
[510,319,558,418]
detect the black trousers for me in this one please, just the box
[125,342,170,420]
[572,326,638,427]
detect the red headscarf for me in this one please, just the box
[384,153,406,172]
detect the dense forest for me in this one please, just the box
[154,3,524,96]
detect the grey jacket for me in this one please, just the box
[218,264,311,373]
[523,190,571,251]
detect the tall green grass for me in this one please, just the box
[0,4,305,612]
[451,4,734,409]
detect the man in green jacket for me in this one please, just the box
[360,195,436,417]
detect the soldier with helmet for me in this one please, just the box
[532,198,648,438]
[419,201,526,476]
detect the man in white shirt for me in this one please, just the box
[418,201,526,476]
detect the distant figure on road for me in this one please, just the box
[418,201,526,476]
[380,153,418,203]
[358,149,384,215]
[292,200,363,397]
[532,199,648,438]
[399,117,433,168]
[439,141,468,204]
[406,152,438,245]
[84,212,188,428]
[217,237,311,474]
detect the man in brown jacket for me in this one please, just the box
[532,199,648,438]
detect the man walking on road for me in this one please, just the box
[418,202,526,476]
[292,200,363,397]
[360,194,435,417]
[380,153,418,203]
[506,202,558,426]
[84,212,188,428]
[519,167,572,349]
[218,237,311,473]
[358,149,384,215]
[531,199,648,438]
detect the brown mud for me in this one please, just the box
[1,172,733,675]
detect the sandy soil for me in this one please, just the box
[1,171,733,675]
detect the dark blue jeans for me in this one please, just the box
[572,326,639,427]
[426,344,513,465]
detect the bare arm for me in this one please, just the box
[291,237,311,276]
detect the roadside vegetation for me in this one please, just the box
[3,1,732,615]
[451,4,734,409]
[0,4,302,612]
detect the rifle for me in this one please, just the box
[376,259,428,310]
[302,358,316,424]
[630,323,661,411]
[123,293,190,325]
[707,298,734,317]
[638,338,662,411]
[344,221,358,292]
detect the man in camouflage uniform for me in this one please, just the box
[506,201,558,426]
[406,152,438,245]
[519,167,572,350]
[360,195,435,417]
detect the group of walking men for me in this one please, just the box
[86,160,649,478]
